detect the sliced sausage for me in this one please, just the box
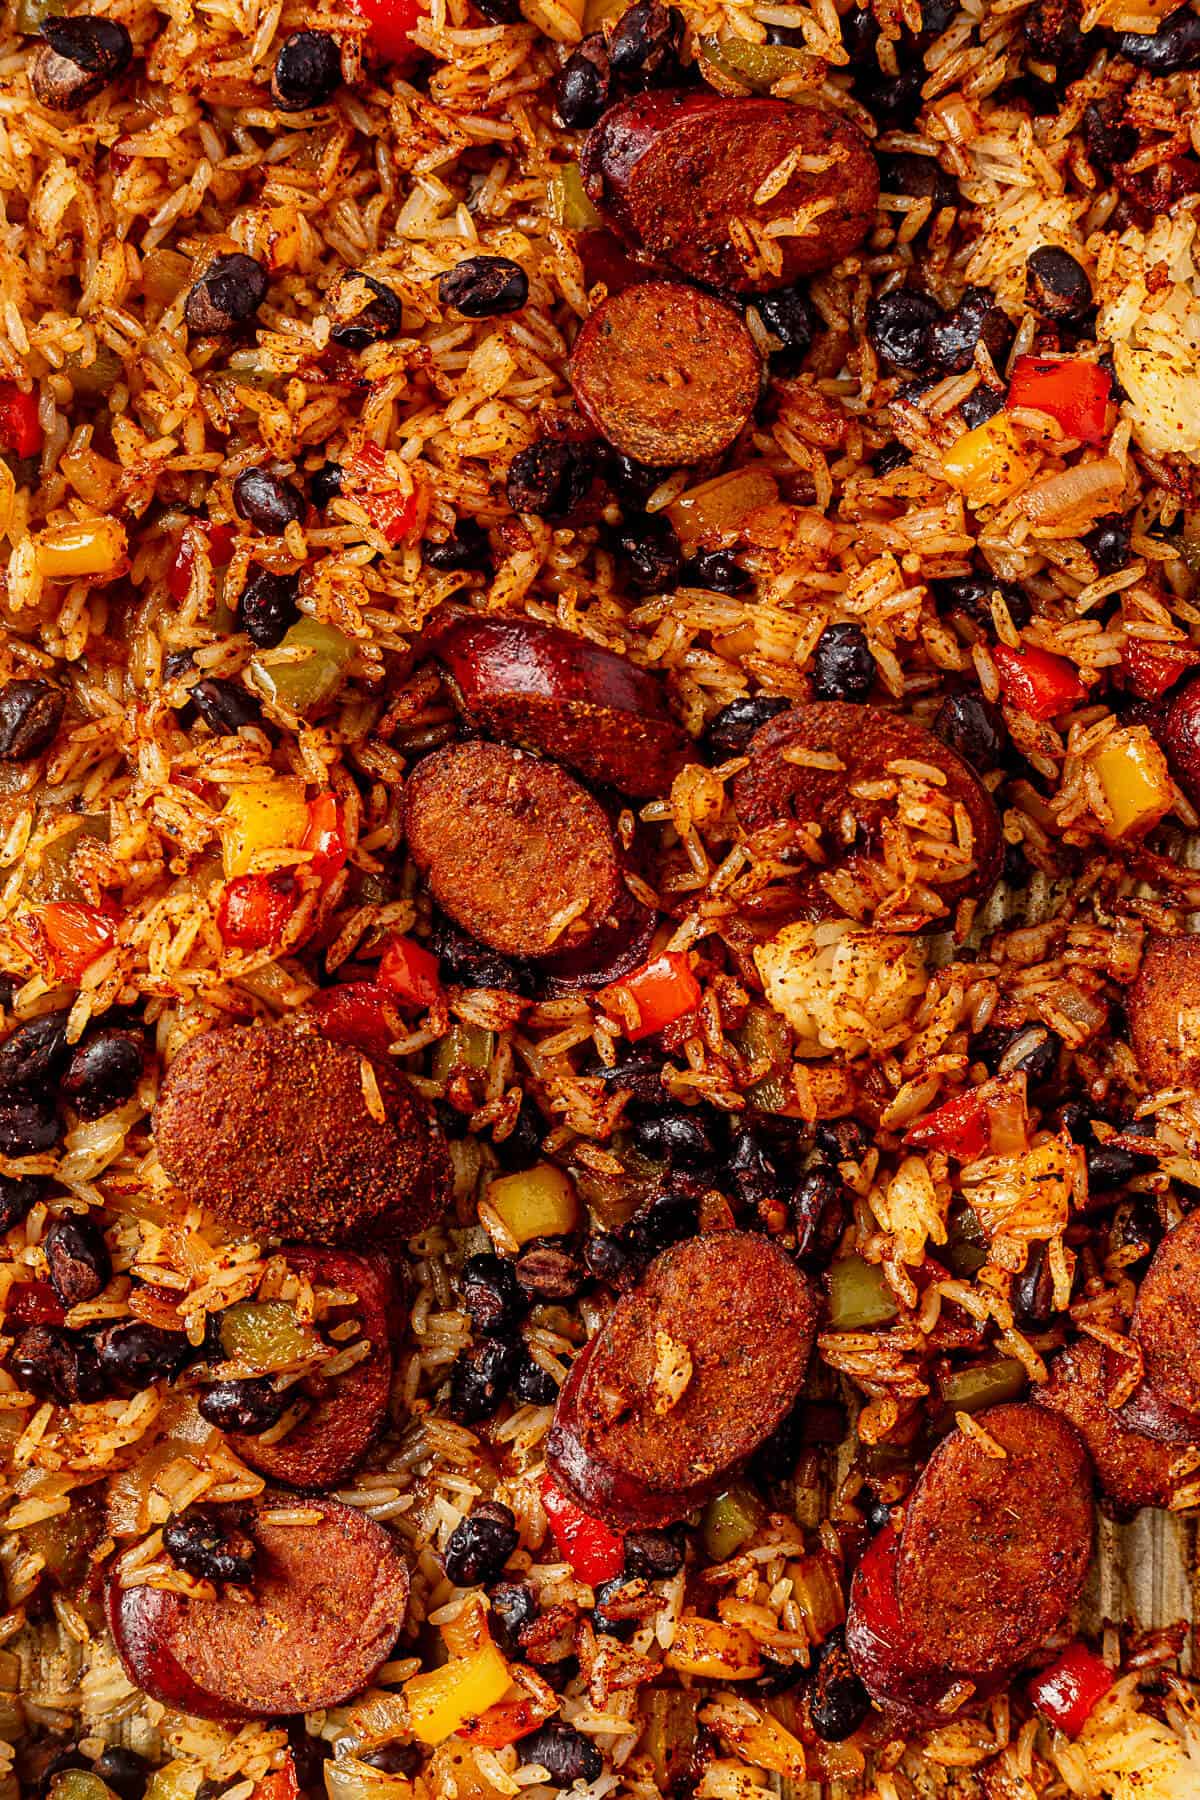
[581,92,878,294]
[424,605,690,799]
[404,741,623,960]
[154,1025,450,1245]
[229,1250,395,1490]
[846,1526,997,1728]
[1132,1210,1200,1415]
[1035,1339,1198,1515]
[546,1232,817,1527]
[895,1404,1094,1675]
[571,282,761,466]
[106,1492,408,1719]
[1127,933,1200,1091]
[732,703,1002,903]
[537,891,659,998]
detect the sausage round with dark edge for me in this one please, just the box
[1127,933,1200,1090]
[581,92,879,293]
[1035,1338,1200,1515]
[106,1493,409,1718]
[424,604,689,799]
[228,1249,396,1490]
[571,281,761,466]
[546,1232,818,1528]
[895,1404,1094,1674]
[1132,1210,1200,1416]
[153,1025,450,1246]
[404,740,624,960]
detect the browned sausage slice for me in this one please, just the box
[106,1493,408,1718]
[1132,1210,1200,1416]
[404,741,623,959]
[1128,934,1200,1090]
[895,1404,1094,1674]
[732,703,1002,904]
[571,282,761,466]
[424,605,689,799]
[229,1250,395,1490]
[581,92,878,293]
[1034,1339,1198,1515]
[154,1026,450,1245]
[546,1233,817,1527]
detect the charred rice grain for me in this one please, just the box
[271,30,342,110]
[0,680,64,761]
[184,253,269,334]
[438,256,529,318]
[163,1508,256,1585]
[32,16,133,109]
[236,567,300,649]
[44,1215,111,1307]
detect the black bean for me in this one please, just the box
[632,1109,719,1169]
[271,29,342,110]
[32,16,132,110]
[61,1027,144,1120]
[448,1339,516,1423]
[44,1215,110,1307]
[511,1349,558,1406]
[855,59,923,126]
[588,1051,666,1106]
[755,1656,807,1694]
[1083,514,1132,575]
[592,1575,637,1637]
[1085,1140,1145,1193]
[232,467,306,535]
[815,1118,869,1163]
[808,1631,870,1741]
[681,549,751,594]
[727,1127,787,1211]
[184,253,268,335]
[359,1745,421,1777]
[190,677,263,735]
[519,1722,603,1787]
[422,517,492,571]
[0,1172,45,1233]
[462,1252,524,1338]
[920,0,956,37]
[489,1579,538,1653]
[1116,9,1200,71]
[310,461,344,508]
[493,1097,545,1170]
[880,152,957,218]
[935,573,1031,634]
[606,451,669,508]
[608,0,685,83]
[0,1008,71,1088]
[34,1748,91,1800]
[330,272,404,349]
[974,1021,1061,1084]
[1108,1194,1161,1269]
[1023,0,1090,72]
[0,1091,61,1156]
[624,1525,685,1578]
[1011,1240,1055,1328]
[867,291,940,372]
[506,440,594,519]
[92,1747,150,1800]
[472,0,523,21]
[556,36,611,129]
[1026,246,1093,322]
[236,567,300,649]
[959,385,1006,428]
[430,914,537,996]
[286,1722,332,1796]
[0,681,65,761]
[841,4,880,64]
[96,1320,195,1391]
[933,691,1006,773]
[163,1507,255,1585]
[755,284,816,370]
[514,1238,582,1299]
[622,1182,699,1256]
[582,1230,641,1290]
[615,513,682,592]
[929,287,1014,374]
[792,1166,847,1268]
[12,1324,105,1403]
[703,694,790,760]
[198,1376,287,1433]
[872,441,911,474]
[439,256,529,319]
[1084,100,1136,171]
[810,622,874,702]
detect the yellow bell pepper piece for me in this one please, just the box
[486,1163,578,1244]
[221,778,309,877]
[404,1643,512,1745]
[36,518,127,578]
[665,1616,763,1680]
[941,415,1031,508]
[1089,725,1173,839]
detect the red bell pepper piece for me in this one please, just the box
[378,933,442,1008]
[345,441,420,546]
[0,383,42,459]
[458,1696,554,1749]
[217,875,298,950]
[302,792,347,880]
[1007,357,1111,447]
[167,522,237,603]
[251,1760,300,1800]
[40,903,117,982]
[347,0,423,67]
[603,951,701,1042]
[306,981,397,1060]
[1123,636,1200,701]
[992,644,1087,721]
[5,1280,66,1327]
[904,1089,988,1161]
[1028,1642,1114,1736]
[540,1474,624,1585]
